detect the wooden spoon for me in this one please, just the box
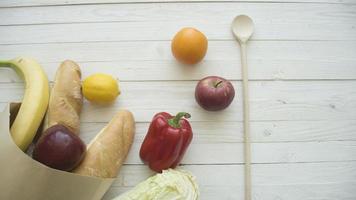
[231,15,254,200]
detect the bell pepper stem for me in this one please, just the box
[168,112,191,128]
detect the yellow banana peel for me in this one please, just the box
[0,57,49,151]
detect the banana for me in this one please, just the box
[0,57,49,151]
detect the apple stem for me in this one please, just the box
[214,81,223,88]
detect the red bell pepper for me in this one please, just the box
[139,112,193,172]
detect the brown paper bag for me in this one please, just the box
[0,103,115,200]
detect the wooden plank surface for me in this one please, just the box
[1,41,355,63]
[0,3,355,41]
[1,80,356,122]
[0,41,355,82]
[1,0,356,8]
[1,1,355,199]
[103,162,356,200]
[79,120,356,143]
[2,20,355,43]
[2,58,356,82]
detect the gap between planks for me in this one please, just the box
[1,80,356,122]
[120,160,356,166]
[0,1,355,9]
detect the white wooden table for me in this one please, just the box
[1,0,356,199]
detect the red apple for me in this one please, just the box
[33,124,86,171]
[195,76,235,111]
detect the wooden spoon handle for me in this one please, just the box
[241,42,251,200]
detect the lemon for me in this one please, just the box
[82,73,120,103]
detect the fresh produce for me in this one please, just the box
[33,60,85,172]
[113,169,199,200]
[140,112,193,172]
[33,124,86,171]
[0,57,49,151]
[74,110,135,178]
[82,73,120,103]
[44,60,82,135]
[195,76,235,111]
[171,27,208,65]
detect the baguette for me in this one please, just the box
[73,110,135,178]
[45,60,82,135]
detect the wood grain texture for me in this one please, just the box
[0,106,355,143]
[102,162,356,199]
[72,120,356,165]
[79,120,356,144]
[110,162,356,187]
[1,0,356,8]
[1,1,355,199]
[1,81,356,122]
[0,40,355,83]
[0,41,354,63]
[104,183,356,200]
[1,57,356,82]
[1,17,356,43]
[116,140,356,164]
[0,3,355,41]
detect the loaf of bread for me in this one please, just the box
[73,110,135,178]
[45,60,83,135]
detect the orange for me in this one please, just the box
[171,27,208,65]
